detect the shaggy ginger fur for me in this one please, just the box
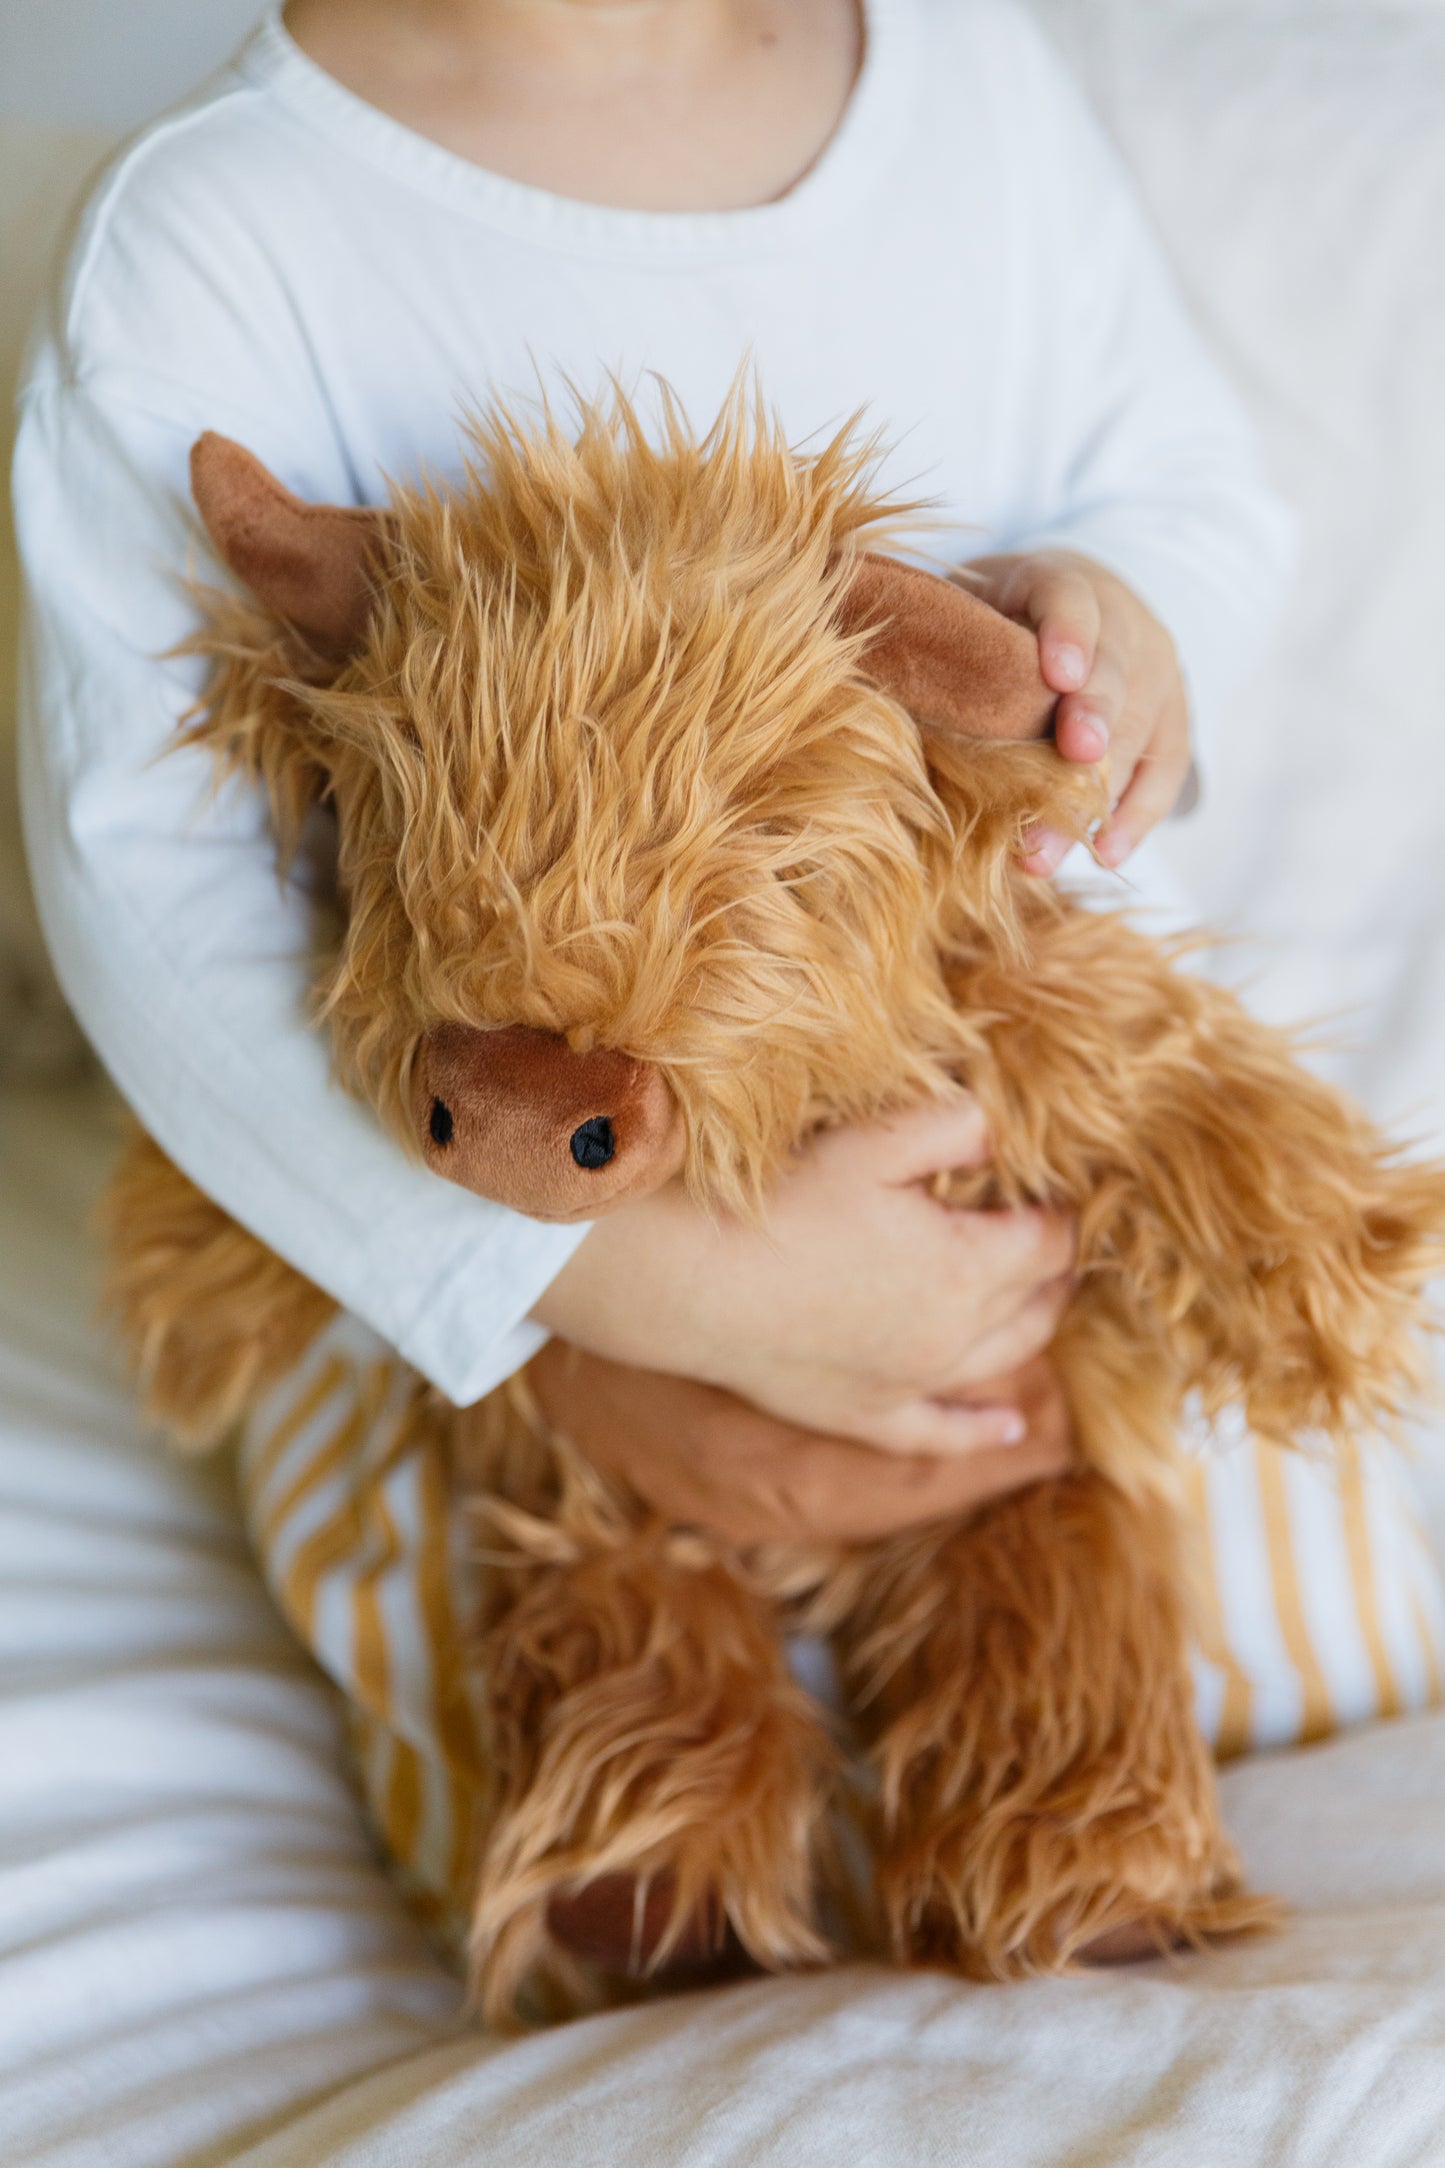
[104,387,1445,2025]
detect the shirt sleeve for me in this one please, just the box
[14,368,587,1407]
[983,0,1297,755]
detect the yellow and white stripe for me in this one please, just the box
[241,1316,1445,1930]
[239,1316,489,1939]
[1185,1407,1445,1760]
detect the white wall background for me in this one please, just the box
[1,0,267,130]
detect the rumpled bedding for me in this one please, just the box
[0,1086,466,2167]
[4,1080,1445,2168]
[6,0,1445,2161]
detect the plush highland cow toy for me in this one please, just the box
[107,389,1445,2025]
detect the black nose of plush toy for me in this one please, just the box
[570,1116,615,1169]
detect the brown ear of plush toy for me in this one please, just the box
[189,431,1054,743]
[188,432,1056,1221]
[835,552,1055,745]
[189,432,392,652]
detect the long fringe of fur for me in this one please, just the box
[180,384,1099,1216]
[106,382,1445,2021]
[833,1471,1280,1974]
[101,1126,335,1450]
[459,1387,834,2027]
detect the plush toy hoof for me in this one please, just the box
[1076,1916,1185,1966]
[546,1874,754,1984]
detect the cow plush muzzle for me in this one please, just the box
[413,1022,686,1221]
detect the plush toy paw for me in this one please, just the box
[473,1747,832,2025]
[545,1874,756,1984]
[468,1519,835,2025]
[883,1799,1278,1980]
[842,1470,1282,1980]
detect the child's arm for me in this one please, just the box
[15,377,586,1408]
[528,1345,1073,1545]
[961,1,1296,876]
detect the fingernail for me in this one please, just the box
[1052,643,1087,689]
[1070,708,1110,759]
[1096,827,1132,867]
[1022,829,1069,877]
[1000,1414,1027,1445]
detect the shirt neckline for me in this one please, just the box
[235,0,913,259]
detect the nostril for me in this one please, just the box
[429,1098,455,1148]
[570,1116,615,1170]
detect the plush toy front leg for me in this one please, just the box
[838,1471,1277,1977]
[465,1436,834,2026]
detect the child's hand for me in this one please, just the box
[532,1098,1076,1461]
[529,1345,1074,1547]
[962,549,1192,874]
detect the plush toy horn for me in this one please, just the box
[190,432,393,651]
[839,553,1057,742]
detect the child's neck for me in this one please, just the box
[281,0,863,213]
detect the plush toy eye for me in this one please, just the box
[430,1098,454,1148]
[570,1116,615,1170]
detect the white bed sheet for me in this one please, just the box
[3,1091,1445,2168]
[0,1083,466,2168]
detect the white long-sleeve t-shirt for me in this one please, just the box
[14,0,1291,1407]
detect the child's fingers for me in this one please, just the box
[1022,641,1127,872]
[955,1202,1077,1302]
[733,1403,1072,1532]
[873,1348,1077,1465]
[1021,687,1148,877]
[529,1347,1069,1544]
[944,1268,1075,1384]
[1025,563,1103,694]
[982,549,1192,878]
[1094,696,1192,866]
[841,1095,992,1185]
[866,1398,1032,1458]
[1018,828,1072,878]
[1054,643,1129,765]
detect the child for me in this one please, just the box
[14,0,1289,1540]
